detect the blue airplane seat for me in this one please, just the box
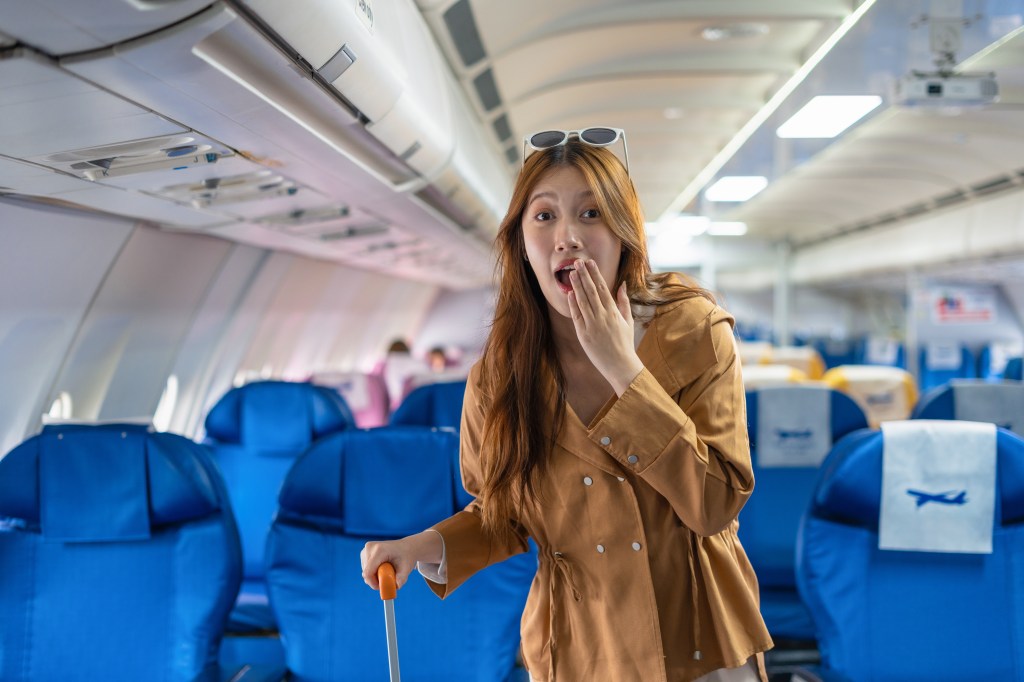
[265,426,536,682]
[911,379,1024,437]
[389,379,467,429]
[1006,357,1023,381]
[811,337,858,370]
[917,343,976,391]
[0,423,243,681]
[204,380,356,632]
[739,386,869,640]
[854,336,906,368]
[796,424,1024,681]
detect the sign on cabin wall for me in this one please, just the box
[928,285,997,325]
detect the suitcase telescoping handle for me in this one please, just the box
[377,562,401,682]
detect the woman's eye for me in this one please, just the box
[581,208,600,219]
[534,211,554,221]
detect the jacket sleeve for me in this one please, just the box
[588,310,752,537]
[425,364,530,598]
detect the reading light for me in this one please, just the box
[776,95,883,138]
[704,176,767,202]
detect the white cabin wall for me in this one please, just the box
[414,286,495,366]
[720,286,859,342]
[0,198,134,454]
[56,225,233,422]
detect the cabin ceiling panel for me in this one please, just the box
[0,0,213,55]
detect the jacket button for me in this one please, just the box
[583,476,593,486]
[600,436,611,446]
[632,542,642,551]
[627,455,638,464]
[596,544,605,553]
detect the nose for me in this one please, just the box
[554,221,582,252]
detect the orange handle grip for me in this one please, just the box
[377,562,397,601]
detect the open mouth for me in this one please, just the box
[554,261,577,293]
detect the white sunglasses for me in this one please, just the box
[522,127,629,174]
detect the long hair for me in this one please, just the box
[476,140,713,543]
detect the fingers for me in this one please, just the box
[616,281,632,321]
[361,541,413,592]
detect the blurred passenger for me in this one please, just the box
[427,346,448,373]
[361,129,771,681]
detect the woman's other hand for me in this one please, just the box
[360,530,444,591]
[567,258,644,395]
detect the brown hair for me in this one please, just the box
[476,140,713,543]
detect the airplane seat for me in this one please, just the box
[855,336,906,368]
[762,345,826,379]
[310,370,390,427]
[389,379,467,429]
[203,380,356,634]
[739,386,868,641]
[918,341,976,391]
[822,365,918,429]
[911,379,1024,437]
[977,343,1022,382]
[0,423,243,681]
[796,421,1024,681]
[741,363,809,390]
[1006,357,1023,381]
[265,426,536,681]
[811,337,858,370]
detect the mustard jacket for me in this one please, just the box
[429,296,772,682]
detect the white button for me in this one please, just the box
[596,544,605,553]
[632,542,642,551]
[627,455,638,464]
[617,476,625,482]
[600,436,611,446]
[583,476,593,486]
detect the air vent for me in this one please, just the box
[971,174,1016,196]
[473,68,502,111]
[932,190,968,207]
[44,134,228,180]
[443,0,487,68]
[158,170,297,207]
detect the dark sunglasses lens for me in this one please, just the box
[580,128,618,145]
[530,131,567,149]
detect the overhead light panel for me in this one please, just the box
[705,176,767,202]
[776,95,882,138]
[708,221,748,236]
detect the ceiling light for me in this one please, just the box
[701,23,770,42]
[708,221,748,236]
[704,176,767,202]
[776,95,883,138]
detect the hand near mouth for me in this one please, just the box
[567,258,645,396]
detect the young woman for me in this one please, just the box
[361,129,772,681]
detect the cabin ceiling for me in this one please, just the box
[419,0,1024,251]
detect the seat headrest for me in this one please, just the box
[204,380,354,448]
[389,380,467,428]
[0,424,221,541]
[277,426,464,536]
[811,426,1024,529]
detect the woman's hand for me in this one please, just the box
[567,258,644,395]
[361,530,444,591]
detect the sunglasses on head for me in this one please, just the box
[522,127,629,174]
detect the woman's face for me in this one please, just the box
[521,165,623,319]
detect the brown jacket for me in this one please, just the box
[429,296,772,682]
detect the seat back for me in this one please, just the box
[1006,357,1023,381]
[741,363,808,390]
[266,426,536,682]
[0,423,242,681]
[389,379,467,429]
[918,341,976,391]
[823,364,918,428]
[739,387,867,639]
[204,380,355,583]
[856,336,906,368]
[763,345,826,380]
[978,343,1022,381]
[796,424,1024,681]
[911,379,1024,437]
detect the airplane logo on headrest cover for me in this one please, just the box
[906,489,968,508]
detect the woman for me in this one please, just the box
[361,130,772,681]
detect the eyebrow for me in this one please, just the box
[527,189,594,206]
